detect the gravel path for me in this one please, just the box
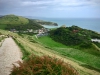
[0,37,22,75]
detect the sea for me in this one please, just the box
[32,17,100,33]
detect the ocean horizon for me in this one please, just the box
[32,17,100,33]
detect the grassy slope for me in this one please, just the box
[0,14,29,25]
[37,36,67,48]
[0,29,100,75]
[0,14,44,31]
[0,24,7,29]
[36,36,100,71]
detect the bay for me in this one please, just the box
[33,17,100,32]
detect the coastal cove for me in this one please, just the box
[36,18,100,33]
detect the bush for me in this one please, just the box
[10,55,79,75]
[49,26,92,47]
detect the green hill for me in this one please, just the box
[0,14,58,30]
[49,25,100,48]
[0,14,29,25]
[0,14,44,31]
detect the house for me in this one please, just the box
[27,29,33,32]
[37,28,50,34]
[91,39,100,43]
[36,28,50,37]
[10,29,19,33]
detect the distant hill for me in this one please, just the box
[24,16,58,26]
[31,19,58,26]
[0,14,29,25]
[0,14,58,31]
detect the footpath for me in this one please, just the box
[0,37,22,75]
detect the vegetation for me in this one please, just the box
[36,36,100,71]
[93,42,100,48]
[1,16,100,74]
[0,14,58,31]
[0,36,5,42]
[49,25,100,48]
[0,29,99,74]
[37,36,67,48]
[5,19,43,31]
[0,14,29,25]
[36,36,100,56]
[0,32,5,42]
[0,24,7,29]
[11,55,78,75]
[0,14,44,31]
[13,38,30,59]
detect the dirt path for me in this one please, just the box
[0,37,22,75]
[17,37,100,75]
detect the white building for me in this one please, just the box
[91,39,100,43]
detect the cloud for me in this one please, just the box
[0,0,100,9]
[19,0,100,11]
[0,0,100,15]
[21,1,52,6]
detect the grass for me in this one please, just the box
[80,45,100,57]
[13,36,43,60]
[10,55,79,75]
[36,36,100,71]
[13,35,87,75]
[13,34,43,60]
[0,24,7,29]
[0,37,3,42]
[13,38,30,60]
[36,36,100,56]
[53,48,100,70]
[0,33,6,44]
[0,14,29,25]
[80,64,100,72]
[0,30,35,60]
[36,36,68,48]
[93,42,100,48]
[0,30,99,74]
[0,37,5,42]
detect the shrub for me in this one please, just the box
[10,55,79,75]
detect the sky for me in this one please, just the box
[0,0,100,18]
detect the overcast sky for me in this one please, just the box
[0,0,100,18]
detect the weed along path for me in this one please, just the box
[0,37,22,75]
[17,37,100,75]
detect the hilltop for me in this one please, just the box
[0,14,29,25]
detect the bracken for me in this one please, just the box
[10,55,79,75]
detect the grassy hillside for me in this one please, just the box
[0,24,7,29]
[35,36,100,72]
[0,14,29,25]
[0,29,100,75]
[0,14,58,30]
[37,36,67,48]
[0,14,44,31]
